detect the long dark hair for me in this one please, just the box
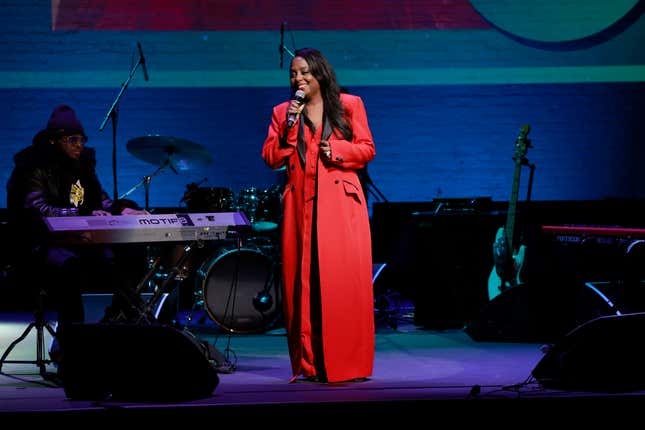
[293,48,352,141]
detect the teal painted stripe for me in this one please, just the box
[1,65,644,88]
[3,24,645,73]
[338,65,645,85]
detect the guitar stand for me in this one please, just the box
[0,289,59,383]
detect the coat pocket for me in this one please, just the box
[342,180,363,205]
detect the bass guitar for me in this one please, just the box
[488,124,532,301]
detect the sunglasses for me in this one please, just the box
[61,135,88,146]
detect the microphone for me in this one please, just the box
[253,290,273,312]
[279,22,285,68]
[287,89,305,128]
[137,41,149,81]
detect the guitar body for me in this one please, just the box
[487,124,532,301]
[488,227,526,301]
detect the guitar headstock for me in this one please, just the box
[514,124,531,159]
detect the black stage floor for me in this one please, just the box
[2,307,645,424]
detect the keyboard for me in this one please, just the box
[44,212,250,244]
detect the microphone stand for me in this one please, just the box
[361,168,388,202]
[279,22,284,68]
[279,21,295,68]
[99,47,147,200]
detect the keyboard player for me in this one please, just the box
[5,105,150,364]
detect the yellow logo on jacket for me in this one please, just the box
[70,179,84,207]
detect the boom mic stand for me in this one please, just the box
[99,41,149,200]
[279,21,295,68]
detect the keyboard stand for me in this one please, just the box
[135,240,203,325]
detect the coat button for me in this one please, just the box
[334,180,339,184]
[291,164,295,170]
[291,185,295,191]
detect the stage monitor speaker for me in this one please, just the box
[532,312,645,392]
[58,323,220,401]
[465,278,625,343]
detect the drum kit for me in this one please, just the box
[125,135,283,334]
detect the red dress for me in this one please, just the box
[262,93,376,382]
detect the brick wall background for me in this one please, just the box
[1,1,644,213]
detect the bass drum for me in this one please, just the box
[196,246,281,333]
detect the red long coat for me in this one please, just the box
[262,93,376,382]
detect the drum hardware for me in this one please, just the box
[216,242,243,332]
[180,177,208,204]
[118,150,176,289]
[236,185,283,233]
[182,186,236,213]
[136,243,236,373]
[121,135,214,292]
[196,243,281,334]
[118,159,173,213]
[253,289,273,312]
[253,266,276,312]
[122,135,212,211]
[137,241,204,325]
[106,241,203,325]
[192,240,255,373]
[236,187,262,224]
[372,262,414,329]
[179,183,282,233]
[105,255,162,324]
[126,135,213,171]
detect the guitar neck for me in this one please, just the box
[504,158,523,249]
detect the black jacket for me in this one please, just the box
[8,143,111,216]
[6,141,136,248]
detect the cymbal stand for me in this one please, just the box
[120,158,177,293]
[119,158,176,212]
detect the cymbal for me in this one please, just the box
[126,135,213,170]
